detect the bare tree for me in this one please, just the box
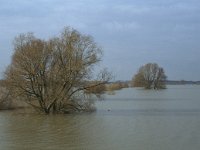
[132,63,167,89]
[3,27,111,114]
[0,80,14,109]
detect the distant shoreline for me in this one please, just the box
[165,80,200,85]
[107,80,200,86]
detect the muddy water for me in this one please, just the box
[0,85,200,150]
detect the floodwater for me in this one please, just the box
[0,85,200,150]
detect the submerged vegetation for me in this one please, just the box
[132,63,167,89]
[0,28,170,114]
[0,27,111,114]
[106,82,129,91]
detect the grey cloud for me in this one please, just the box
[1,0,200,80]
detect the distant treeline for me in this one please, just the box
[108,80,200,87]
[1,79,199,87]
[165,80,200,85]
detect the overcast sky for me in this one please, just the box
[1,0,200,80]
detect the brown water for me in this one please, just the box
[1,85,200,150]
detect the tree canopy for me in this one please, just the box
[132,63,167,89]
[3,27,111,114]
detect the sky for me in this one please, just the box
[1,0,200,80]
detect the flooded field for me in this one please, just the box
[0,85,200,150]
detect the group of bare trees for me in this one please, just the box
[2,27,111,114]
[0,26,168,114]
[132,63,167,89]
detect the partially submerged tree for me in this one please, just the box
[3,27,111,114]
[132,63,167,89]
[106,82,129,91]
[0,84,11,109]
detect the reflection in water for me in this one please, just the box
[0,85,200,150]
[1,113,121,150]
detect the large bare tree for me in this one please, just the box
[3,27,111,114]
[132,63,167,89]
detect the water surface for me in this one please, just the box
[0,85,200,150]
